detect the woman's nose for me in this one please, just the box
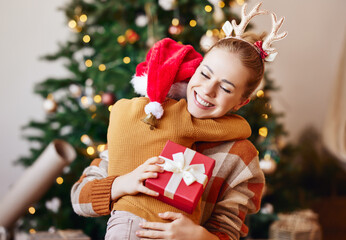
[202,80,217,98]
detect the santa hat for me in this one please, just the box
[131,38,203,129]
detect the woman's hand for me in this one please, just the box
[136,212,219,240]
[111,157,164,201]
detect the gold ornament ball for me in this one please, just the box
[43,99,58,113]
[259,158,277,174]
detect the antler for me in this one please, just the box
[262,13,288,54]
[231,2,268,38]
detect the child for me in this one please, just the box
[105,2,287,239]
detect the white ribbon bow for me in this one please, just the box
[159,149,208,199]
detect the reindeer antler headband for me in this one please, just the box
[222,2,287,62]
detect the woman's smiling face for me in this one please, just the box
[186,47,250,119]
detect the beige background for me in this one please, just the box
[0,0,345,199]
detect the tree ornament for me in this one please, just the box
[135,14,148,27]
[200,34,218,52]
[101,92,116,106]
[208,0,225,23]
[213,8,225,23]
[168,24,183,35]
[69,84,82,98]
[159,0,177,11]
[43,95,58,113]
[259,151,277,174]
[125,29,140,44]
[261,203,274,214]
[45,197,61,213]
[146,36,157,48]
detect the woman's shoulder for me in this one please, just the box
[196,139,257,157]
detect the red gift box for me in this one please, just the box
[145,140,215,214]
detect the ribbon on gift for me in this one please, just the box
[159,148,208,199]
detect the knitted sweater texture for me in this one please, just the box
[71,140,265,240]
[107,97,251,223]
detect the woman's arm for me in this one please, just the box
[200,140,265,239]
[137,140,265,240]
[70,150,115,217]
[71,150,164,217]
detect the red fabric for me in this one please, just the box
[136,38,203,104]
[254,41,268,59]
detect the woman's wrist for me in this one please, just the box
[110,175,127,201]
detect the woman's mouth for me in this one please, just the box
[194,91,214,108]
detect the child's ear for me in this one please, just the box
[233,98,250,111]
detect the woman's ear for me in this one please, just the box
[233,98,250,111]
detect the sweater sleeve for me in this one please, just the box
[199,140,265,240]
[71,150,116,217]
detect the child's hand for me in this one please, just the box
[111,157,164,201]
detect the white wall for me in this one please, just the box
[0,0,69,198]
[245,0,346,141]
[0,0,345,199]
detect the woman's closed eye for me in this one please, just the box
[201,71,210,79]
[220,86,231,93]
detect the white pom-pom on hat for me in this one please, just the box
[144,101,164,119]
[131,73,148,96]
[131,73,188,100]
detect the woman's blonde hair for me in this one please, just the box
[206,32,267,99]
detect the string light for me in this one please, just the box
[212,29,220,35]
[80,14,87,22]
[108,105,112,111]
[85,59,93,67]
[218,1,225,8]
[87,146,95,155]
[264,153,271,160]
[91,113,97,119]
[97,144,106,152]
[89,105,97,112]
[28,207,36,214]
[123,57,131,64]
[262,114,268,119]
[189,20,197,27]
[265,103,272,109]
[256,90,264,97]
[117,35,126,44]
[98,64,106,71]
[68,20,77,28]
[56,177,64,185]
[94,95,102,103]
[205,5,212,12]
[172,18,179,26]
[29,229,36,234]
[259,127,268,137]
[83,35,91,43]
[236,0,245,5]
[206,30,213,37]
[81,96,89,105]
[81,134,91,145]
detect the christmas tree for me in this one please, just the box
[16,0,286,238]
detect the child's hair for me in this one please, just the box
[206,32,267,100]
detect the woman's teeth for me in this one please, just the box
[196,94,212,107]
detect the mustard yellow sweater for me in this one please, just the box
[107,97,251,223]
